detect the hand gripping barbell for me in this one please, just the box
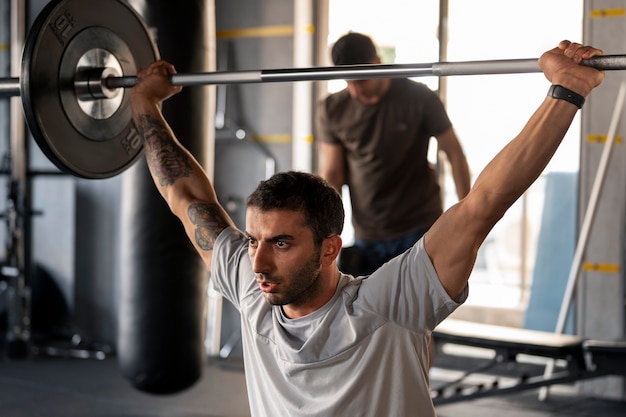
[2,0,626,179]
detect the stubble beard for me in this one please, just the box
[263,248,323,307]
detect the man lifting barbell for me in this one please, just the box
[128,40,604,417]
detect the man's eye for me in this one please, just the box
[247,237,257,247]
[275,241,288,248]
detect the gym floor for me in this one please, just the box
[1,348,625,417]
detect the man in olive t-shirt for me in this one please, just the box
[318,32,471,276]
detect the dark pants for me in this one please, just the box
[338,228,428,276]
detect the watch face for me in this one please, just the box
[548,85,584,109]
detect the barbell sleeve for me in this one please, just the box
[0,78,20,97]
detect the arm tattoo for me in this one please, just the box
[136,114,192,186]
[188,203,230,251]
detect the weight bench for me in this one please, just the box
[431,319,626,405]
[583,339,626,376]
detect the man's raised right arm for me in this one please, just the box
[130,60,236,269]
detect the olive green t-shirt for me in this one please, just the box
[317,78,452,240]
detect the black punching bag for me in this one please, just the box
[118,0,215,394]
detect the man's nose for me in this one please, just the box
[347,83,362,98]
[251,242,272,273]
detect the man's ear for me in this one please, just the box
[321,234,343,266]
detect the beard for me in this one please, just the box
[262,247,323,307]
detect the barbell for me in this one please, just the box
[3,0,626,179]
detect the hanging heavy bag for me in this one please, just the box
[117,0,214,394]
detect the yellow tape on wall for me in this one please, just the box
[590,8,625,18]
[217,24,314,39]
[583,262,620,273]
[252,134,292,144]
[587,134,623,144]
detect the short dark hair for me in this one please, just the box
[247,171,344,246]
[331,32,378,65]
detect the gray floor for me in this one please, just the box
[1,350,625,417]
[0,355,250,417]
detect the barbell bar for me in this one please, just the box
[103,55,624,89]
[3,56,626,98]
[108,55,626,88]
[5,0,626,180]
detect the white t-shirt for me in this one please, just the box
[211,227,467,417]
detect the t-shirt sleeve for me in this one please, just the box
[316,97,342,145]
[417,83,453,137]
[356,237,468,333]
[210,226,255,310]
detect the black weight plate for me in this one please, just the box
[21,0,160,179]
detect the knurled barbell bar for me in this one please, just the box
[4,54,626,95]
[3,0,626,179]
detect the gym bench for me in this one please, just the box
[430,319,626,405]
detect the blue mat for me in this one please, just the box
[523,172,576,333]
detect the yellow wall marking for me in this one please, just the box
[587,134,623,144]
[255,134,313,144]
[583,262,620,273]
[590,8,625,18]
[252,134,292,144]
[217,24,314,39]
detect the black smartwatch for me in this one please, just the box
[547,84,585,109]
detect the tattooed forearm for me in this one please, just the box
[135,114,192,186]
[188,203,230,250]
